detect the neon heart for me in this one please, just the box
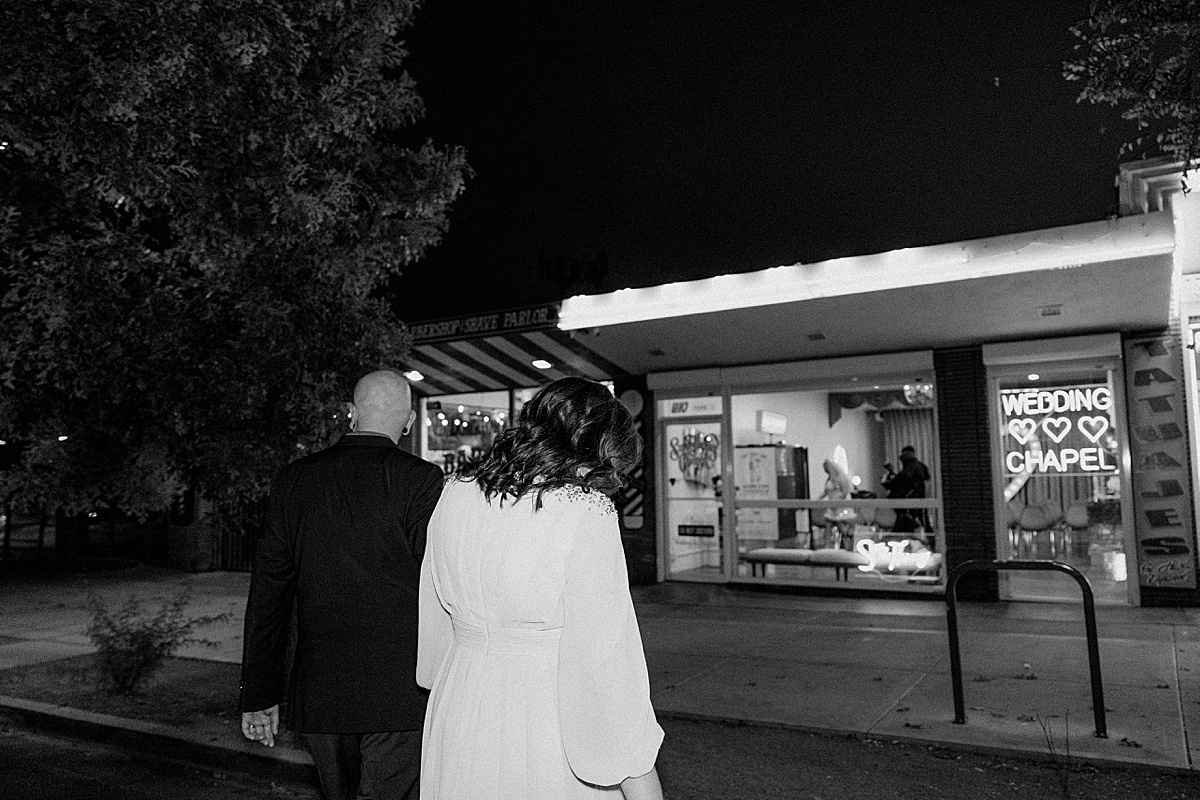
[1007,418,1037,445]
[1078,415,1110,443]
[1041,417,1072,443]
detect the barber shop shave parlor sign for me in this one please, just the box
[1000,385,1119,477]
[1124,334,1197,591]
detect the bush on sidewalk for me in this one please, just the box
[85,585,229,694]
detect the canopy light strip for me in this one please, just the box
[558,212,1175,330]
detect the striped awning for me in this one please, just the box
[401,304,627,396]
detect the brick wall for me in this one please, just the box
[934,346,998,601]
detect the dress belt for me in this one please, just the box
[451,618,562,654]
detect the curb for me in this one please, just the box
[654,709,1200,778]
[5,693,1194,785]
[0,694,316,785]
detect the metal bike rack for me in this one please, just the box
[945,559,1107,739]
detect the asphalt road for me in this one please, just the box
[0,726,317,800]
[3,718,1196,800]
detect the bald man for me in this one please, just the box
[241,370,444,800]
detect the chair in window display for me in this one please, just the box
[1016,499,1063,559]
[871,505,896,533]
[1062,501,1091,560]
[1005,499,1024,555]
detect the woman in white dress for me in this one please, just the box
[417,377,665,799]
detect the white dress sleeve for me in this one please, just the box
[557,499,664,786]
[416,506,453,689]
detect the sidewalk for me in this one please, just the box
[1,564,1198,774]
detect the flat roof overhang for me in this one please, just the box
[402,212,1176,394]
[557,212,1178,377]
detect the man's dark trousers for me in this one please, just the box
[303,730,422,800]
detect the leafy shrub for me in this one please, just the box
[85,586,229,695]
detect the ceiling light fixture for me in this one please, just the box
[532,359,553,369]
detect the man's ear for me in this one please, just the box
[346,402,357,430]
[401,408,416,436]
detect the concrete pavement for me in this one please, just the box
[1,564,1198,773]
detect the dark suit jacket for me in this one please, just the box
[240,433,444,733]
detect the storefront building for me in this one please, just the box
[403,159,1200,607]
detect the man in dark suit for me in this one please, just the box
[240,369,444,800]
[883,445,932,533]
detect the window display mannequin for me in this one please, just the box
[819,458,857,549]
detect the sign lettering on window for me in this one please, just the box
[999,385,1119,477]
[659,396,723,418]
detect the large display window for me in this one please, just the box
[654,357,945,592]
[729,383,943,590]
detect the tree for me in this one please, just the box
[1065,0,1200,167]
[0,1,468,532]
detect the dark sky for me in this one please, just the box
[394,1,1128,321]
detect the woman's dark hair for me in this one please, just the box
[461,377,642,508]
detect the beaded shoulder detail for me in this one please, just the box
[551,484,616,517]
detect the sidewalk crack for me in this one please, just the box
[657,657,730,693]
[865,671,927,734]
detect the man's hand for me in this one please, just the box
[241,705,279,748]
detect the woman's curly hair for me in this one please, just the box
[460,377,641,509]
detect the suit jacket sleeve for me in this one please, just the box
[406,464,444,563]
[240,470,296,712]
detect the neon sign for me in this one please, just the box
[1000,384,1119,477]
[855,539,936,573]
[1000,386,1112,416]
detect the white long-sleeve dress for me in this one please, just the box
[416,477,663,799]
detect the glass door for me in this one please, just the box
[993,361,1132,603]
[662,418,726,580]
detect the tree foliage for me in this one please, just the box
[1065,0,1200,166]
[0,0,467,520]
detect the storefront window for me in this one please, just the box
[729,383,944,590]
[993,365,1129,603]
[422,383,615,476]
[423,391,512,475]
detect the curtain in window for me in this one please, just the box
[881,408,936,496]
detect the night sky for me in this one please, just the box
[394,1,1129,321]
